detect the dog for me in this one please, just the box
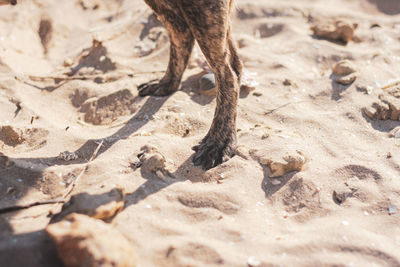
[2,0,243,170]
[140,0,243,170]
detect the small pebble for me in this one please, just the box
[66,176,74,185]
[256,201,264,207]
[63,58,73,67]
[389,127,400,139]
[247,256,261,267]
[199,73,216,95]
[332,60,357,85]
[333,60,356,76]
[388,205,396,215]
[237,38,249,48]
[283,79,292,86]
[58,151,79,161]
[7,187,15,194]
[271,179,282,185]
[356,84,373,95]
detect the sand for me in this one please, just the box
[1,0,400,266]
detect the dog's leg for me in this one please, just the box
[138,0,194,96]
[180,0,242,169]
[227,26,243,84]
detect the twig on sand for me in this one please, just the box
[27,74,125,82]
[0,199,65,215]
[62,140,104,199]
[47,140,104,216]
[264,101,306,115]
[24,70,164,82]
[382,79,400,90]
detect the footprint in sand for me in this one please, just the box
[70,88,96,108]
[286,242,400,266]
[331,164,394,214]
[255,23,285,38]
[78,89,138,125]
[335,164,382,181]
[0,125,48,151]
[272,177,323,222]
[176,208,216,224]
[160,242,224,266]
[161,115,206,138]
[175,191,240,215]
[237,4,267,20]
[237,4,301,20]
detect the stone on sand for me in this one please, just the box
[254,149,306,178]
[364,94,400,121]
[58,151,79,161]
[199,73,216,96]
[46,213,136,267]
[137,145,174,180]
[197,71,258,96]
[50,188,125,223]
[332,60,357,85]
[333,183,354,204]
[311,19,357,44]
[389,126,400,138]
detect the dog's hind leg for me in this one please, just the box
[179,0,242,169]
[138,0,195,96]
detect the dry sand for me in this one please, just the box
[1,0,400,266]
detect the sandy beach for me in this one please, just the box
[1,0,400,266]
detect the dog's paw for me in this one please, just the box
[138,80,177,97]
[192,137,236,170]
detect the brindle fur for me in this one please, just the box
[140,0,243,170]
[0,0,17,5]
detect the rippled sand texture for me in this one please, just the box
[1,0,400,266]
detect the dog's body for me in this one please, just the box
[141,0,243,170]
[2,0,243,170]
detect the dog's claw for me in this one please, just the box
[138,80,177,97]
[192,138,236,170]
[193,155,202,167]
